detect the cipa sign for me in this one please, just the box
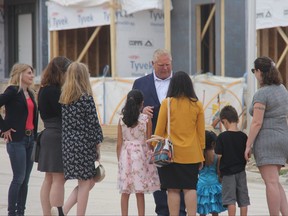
[129,39,153,48]
[116,9,164,77]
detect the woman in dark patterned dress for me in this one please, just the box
[59,62,103,215]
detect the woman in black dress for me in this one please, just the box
[38,56,71,216]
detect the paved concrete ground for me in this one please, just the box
[1,141,288,216]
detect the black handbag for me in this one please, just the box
[31,130,43,162]
[147,97,174,167]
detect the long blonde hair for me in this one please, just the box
[59,62,93,105]
[8,63,35,93]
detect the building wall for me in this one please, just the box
[38,0,49,75]
[171,0,247,78]
[170,1,192,74]
[224,0,247,77]
[2,0,48,81]
[0,0,4,79]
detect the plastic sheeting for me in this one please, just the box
[119,0,170,15]
[91,74,245,130]
[48,0,288,30]
[49,0,109,7]
[49,0,170,14]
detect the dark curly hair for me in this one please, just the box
[254,56,282,86]
[121,89,144,127]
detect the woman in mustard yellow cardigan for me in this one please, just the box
[154,71,205,216]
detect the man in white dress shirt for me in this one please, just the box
[132,48,186,216]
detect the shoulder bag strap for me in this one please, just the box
[167,97,170,139]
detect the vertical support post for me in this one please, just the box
[246,0,257,132]
[110,0,117,77]
[164,0,171,52]
[50,31,59,59]
[220,0,225,76]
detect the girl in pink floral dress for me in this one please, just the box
[116,89,160,216]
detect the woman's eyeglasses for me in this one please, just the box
[251,68,256,73]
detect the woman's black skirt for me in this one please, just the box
[37,118,63,172]
[158,163,200,190]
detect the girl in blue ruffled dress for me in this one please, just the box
[197,130,227,216]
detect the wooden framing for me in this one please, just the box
[276,27,288,69]
[195,3,217,74]
[50,31,59,58]
[164,0,171,52]
[201,5,215,40]
[49,26,111,77]
[48,1,129,77]
[110,0,116,77]
[48,2,120,77]
[257,27,288,87]
[76,26,102,62]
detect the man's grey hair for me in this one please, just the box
[152,49,172,63]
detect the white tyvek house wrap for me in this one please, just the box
[49,0,171,14]
[119,0,172,15]
[49,0,109,7]
[256,0,288,29]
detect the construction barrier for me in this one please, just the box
[91,74,246,131]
